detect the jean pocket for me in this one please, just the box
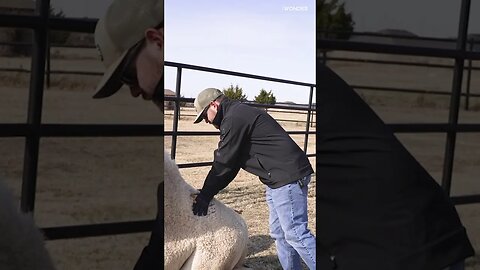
[302,174,311,186]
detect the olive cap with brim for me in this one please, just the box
[92,50,127,98]
[193,88,224,124]
[93,0,163,98]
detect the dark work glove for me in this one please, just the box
[192,191,212,216]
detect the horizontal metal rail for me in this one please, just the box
[0,124,163,137]
[164,131,316,136]
[325,56,480,70]
[0,14,97,33]
[451,195,480,205]
[318,39,480,60]
[0,41,96,49]
[348,32,456,42]
[42,70,103,76]
[388,123,480,133]
[165,61,315,88]
[352,84,480,98]
[267,108,317,115]
[166,113,314,125]
[321,29,480,44]
[165,109,317,116]
[43,219,154,240]
[164,125,480,136]
[0,68,31,73]
[164,96,315,111]
[0,68,103,76]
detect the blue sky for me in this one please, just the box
[164,1,315,104]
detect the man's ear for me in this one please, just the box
[144,28,163,49]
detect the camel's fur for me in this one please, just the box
[164,152,250,270]
[0,180,55,270]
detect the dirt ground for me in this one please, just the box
[0,49,479,269]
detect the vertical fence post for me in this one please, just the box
[171,67,182,160]
[46,32,50,88]
[21,0,50,213]
[303,86,314,153]
[465,38,473,111]
[441,0,470,195]
[310,108,315,128]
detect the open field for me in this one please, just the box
[0,49,479,269]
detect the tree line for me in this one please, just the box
[222,84,277,105]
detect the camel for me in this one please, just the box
[163,151,251,270]
[0,180,55,270]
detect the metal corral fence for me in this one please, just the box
[0,0,160,240]
[318,0,480,204]
[163,61,316,167]
[165,104,316,127]
[1,34,479,112]
[318,31,480,111]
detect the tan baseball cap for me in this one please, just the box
[93,0,163,98]
[193,88,224,124]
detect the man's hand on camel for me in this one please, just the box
[192,190,214,216]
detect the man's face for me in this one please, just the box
[203,101,220,129]
[122,27,164,106]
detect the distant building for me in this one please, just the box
[349,29,421,47]
[164,89,175,110]
[0,0,35,56]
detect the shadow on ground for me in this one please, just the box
[247,234,274,255]
[245,235,310,270]
[245,235,279,269]
[245,255,282,270]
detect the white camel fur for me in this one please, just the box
[164,151,250,270]
[0,180,55,270]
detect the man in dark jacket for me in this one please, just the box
[192,88,316,270]
[316,62,474,270]
[93,0,163,269]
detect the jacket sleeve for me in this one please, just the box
[200,116,248,198]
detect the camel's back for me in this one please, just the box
[165,186,248,242]
[164,151,249,270]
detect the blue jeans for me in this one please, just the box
[266,175,316,270]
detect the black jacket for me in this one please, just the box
[201,99,314,198]
[316,63,474,270]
